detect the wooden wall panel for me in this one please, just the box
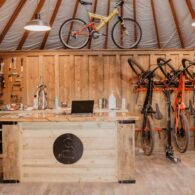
[26,56,39,106]
[0,49,194,113]
[74,55,89,100]
[59,55,75,105]
[42,56,55,108]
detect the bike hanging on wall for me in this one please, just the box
[128,59,167,156]
[157,58,195,156]
[59,0,142,49]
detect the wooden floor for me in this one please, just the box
[1,150,195,195]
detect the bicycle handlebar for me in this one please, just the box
[182,58,195,79]
[128,58,172,84]
[114,0,125,8]
[157,58,177,80]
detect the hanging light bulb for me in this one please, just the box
[24,13,51,32]
[192,19,195,27]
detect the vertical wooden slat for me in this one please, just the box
[42,56,55,108]
[151,0,161,48]
[168,0,185,48]
[104,0,111,49]
[0,0,27,44]
[40,0,63,49]
[88,0,98,49]
[17,0,46,50]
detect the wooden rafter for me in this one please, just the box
[0,0,27,44]
[40,0,63,49]
[0,0,6,8]
[104,0,111,49]
[17,0,46,50]
[66,0,80,45]
[88,0,98,49]
[133,0,137,44]
[151,0,161,48]
[186,0,195,19]
[120,2,124,46]
[168,0,185,48]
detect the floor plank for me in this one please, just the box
[1,151,195,195]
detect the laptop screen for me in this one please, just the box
[71,100,94,114]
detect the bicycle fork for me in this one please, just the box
[165,90,180,163]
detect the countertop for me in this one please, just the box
[0,109,139,122]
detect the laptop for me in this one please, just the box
[71,100,94,115]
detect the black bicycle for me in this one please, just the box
[128,59,169,156]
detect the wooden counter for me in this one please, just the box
[0,110,138,183]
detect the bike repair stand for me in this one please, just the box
[165,90,181,163]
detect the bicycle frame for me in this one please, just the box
[174,73,186,129]
[88,7,120,31]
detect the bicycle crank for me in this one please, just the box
[91,31,106,39]
[165,145,181,163]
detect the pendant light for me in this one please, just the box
[24,0,51,32]
[192,19,195,27]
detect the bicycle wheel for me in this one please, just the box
[59,18,90,49]
[111,18,142,49]
[174,112,190,153]
[141,115,155,156]
[128,58,145,77]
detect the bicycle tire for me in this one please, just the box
[128,58,145,77]
[157,58,177,80]
[111,18,142,49]
[59,18,90,49]
[141,115,155,156]
[182,58,194,79]
[173,112,190,153]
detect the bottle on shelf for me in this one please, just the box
[108,92,116,110]
[33,95,38,110]
[55,96,59,113]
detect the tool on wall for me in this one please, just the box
[35,77,47,110]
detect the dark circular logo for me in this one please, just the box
[53,133,83,164]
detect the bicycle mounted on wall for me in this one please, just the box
[59,0,142,49]
[157,58,195,162]
[128,57,195,163]
[128,58,166,156]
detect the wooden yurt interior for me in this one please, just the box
[0,0,195,194]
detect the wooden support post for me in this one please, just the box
[151,0,161,48]
[0,0,27,44]
[169,0,185,48]
[0,0,6,8]
[104,0,111,49]
[186,0,195,19]
[40,0,63,49]
[88,0,98,49]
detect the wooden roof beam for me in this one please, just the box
[88,0,98,49]
[133,0,137,46]
[0,0,6,8]
[66,0,80,45]
[40,0,63,49]
[151,0,161,48]
[17,0,46,50]
[169,0,185,48]
[0,0,27,44]
[104,0,111,49]
[186,0,195,19]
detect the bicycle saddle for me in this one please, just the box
[79,0,92,5]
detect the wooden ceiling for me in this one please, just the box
[0,0,195,50]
